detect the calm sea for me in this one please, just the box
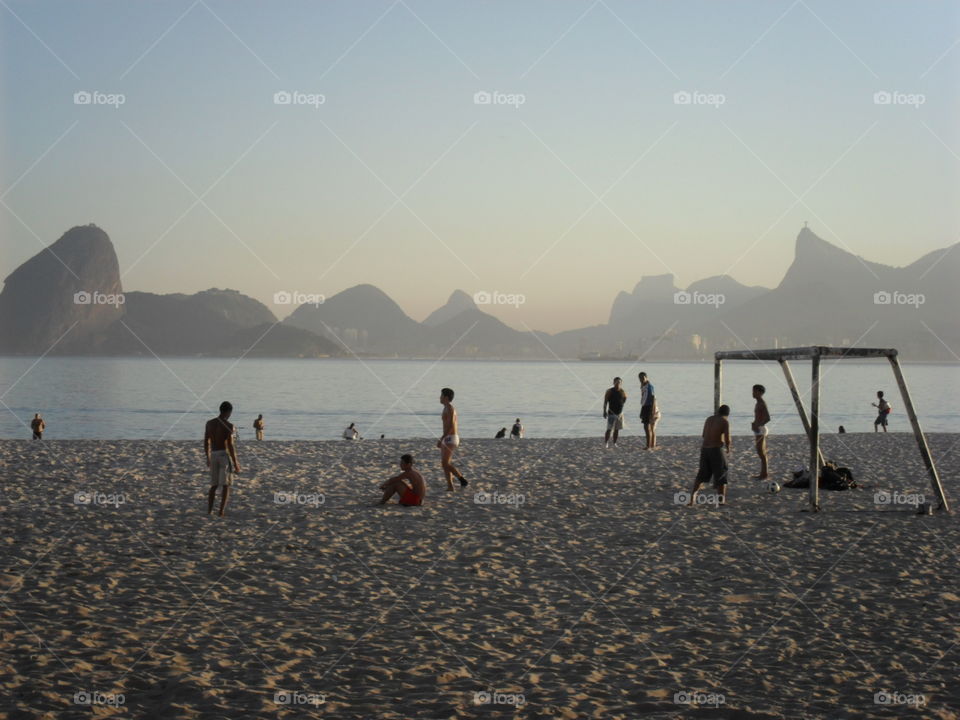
[0,357,956,440]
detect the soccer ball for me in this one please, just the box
[766,480,781,494]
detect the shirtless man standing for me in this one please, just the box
[253,414,265,441]
[379,454,426,506]
[751,384,770,480]
[687,404,732,506]
[204,401,241,516]
[438,387,467,491]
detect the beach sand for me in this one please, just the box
[0,433,957,719]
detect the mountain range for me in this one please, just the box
[1,224,956,360]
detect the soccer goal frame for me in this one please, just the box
[713,346,949,513]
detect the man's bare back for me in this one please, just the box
[702,415,730,449]
[205,417,234,452]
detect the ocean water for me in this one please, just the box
[0,357,956,440]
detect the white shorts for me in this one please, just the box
[442,434,460,449]
[754,426,768,438]
[209,450,234,488]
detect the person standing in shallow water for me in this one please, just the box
[438,387,467,491]
[205,401,241,517]
[30,413,45,440]
[253,414,265,441]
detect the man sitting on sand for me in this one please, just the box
[495,427,507,438]
[751,384,770,480]
[253,414,265,441]
[204,401,241,517]
[379,453,426,506]
[343,422,361,440]
[31,413,45,440]
[439,387,467,490]
[603,377,627,449]
[687,404,732,506]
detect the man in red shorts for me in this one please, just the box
[379,454,426,506]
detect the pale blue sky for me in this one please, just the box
[2,0,958,331]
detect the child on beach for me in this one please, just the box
[872,391,891,432]
[751,384,770,480]
[379,454,426,506]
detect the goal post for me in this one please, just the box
[713,346,949,513]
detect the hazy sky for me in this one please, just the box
[2,0,958,332]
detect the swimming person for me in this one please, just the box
[751,384,770,480]
[687,404,732,506]
[603,377,627,448]
[204,401,241,517]
[379,453,426,506]
[438,387,467,490]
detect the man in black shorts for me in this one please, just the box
[687,405,732,505]
[603,377,627,448]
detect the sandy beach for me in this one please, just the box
[0,433,958,718]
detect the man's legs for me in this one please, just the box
[441,445,464,490]
[379,478,406,504]
[207,485,217,514]
[218,486,230,516]
[754,435,768,479]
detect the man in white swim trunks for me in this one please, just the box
[751,384,770,481]
[438,387,467,491]
[205,401,241,517]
